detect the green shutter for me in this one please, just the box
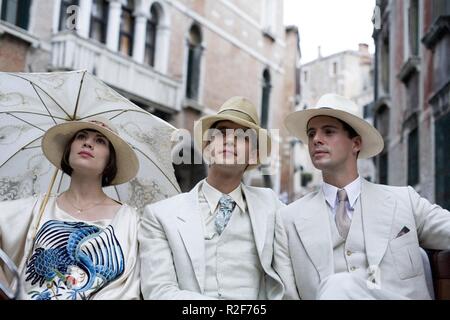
[435,113,450,210]
[408,127,419,186]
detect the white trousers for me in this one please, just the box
[317,273,409,300]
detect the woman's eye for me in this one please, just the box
[76,133,86,140]
[97,138,106,144]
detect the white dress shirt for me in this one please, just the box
[200,179,246,238]
[198,179,261,299]
[322,176,361,220]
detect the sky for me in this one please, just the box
[284,0,377,64]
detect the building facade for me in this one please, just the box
[0,0,300,195]
[372,0,449,209]
[289,44,375,200]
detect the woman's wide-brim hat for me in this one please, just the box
[284,93,384,159]
[42,116,139,185]
[194,96,271,170]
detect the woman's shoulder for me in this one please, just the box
[0,194,41,209]
[114,202,140,223]
[0,194,44,226]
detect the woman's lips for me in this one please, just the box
[78,151,94,158]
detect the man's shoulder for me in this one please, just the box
[145,191,194,213]
[363,180,411,195]
[243,185,277,197]
[279,190,320,217]
[242,185,282,207]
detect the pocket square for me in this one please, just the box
[396,226,410,238]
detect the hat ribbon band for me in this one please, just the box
[218,109,257,125]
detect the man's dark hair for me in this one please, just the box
[60,130,118,187]
[337,119,359,139]
[336,118,361,158]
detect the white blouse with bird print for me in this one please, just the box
[0,195,140,300]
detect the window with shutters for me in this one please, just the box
[144,4,159,67]
[407,126,419,186]
[432,0,450,22]
[119,0,134,57]
[375,104,390,184]
[379,152,388,185]
[261,69,271,129]
[185,24,202,101]
[90,0,108,44]
[435,112,450,210]
[408,0,419,56]
[1,0,32,30]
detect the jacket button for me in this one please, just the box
[346,250,352,256]
[350,266,356,271]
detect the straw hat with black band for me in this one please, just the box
[42,116,139,185]
[284,93,384,159]
[193,96,271,171]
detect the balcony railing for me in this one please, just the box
[51,32,182,112]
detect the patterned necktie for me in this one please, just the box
[215,194,236,235]
[335,189,351,239]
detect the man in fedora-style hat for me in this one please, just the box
[139,96,286,299]
[276,93,450,299]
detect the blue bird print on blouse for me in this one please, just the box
[25,220,124,299]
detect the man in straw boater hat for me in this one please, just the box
[276,93,450,300]
[139,96,287,299]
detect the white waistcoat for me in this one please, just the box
[203,205,263,299]
[328,199,369,277]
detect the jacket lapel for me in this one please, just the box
[361,179,395,268]
[293,191,334,281]
[242,185,267,261]
[176,182,206,291]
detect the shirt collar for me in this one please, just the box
[322,175,361,209]
[202,179,246,214]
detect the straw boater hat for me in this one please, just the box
[284,93,384,159]
[193,96,271,170]
[42,116,139,185]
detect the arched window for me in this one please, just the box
[144,4,159,66]
[1,0,32,29]
[261,69,271,128]
[119,0,135,56]
[58,0,78,31]
[186,24,202,101]
[90,0,108,44]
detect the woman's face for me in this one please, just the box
[68,129,111,177]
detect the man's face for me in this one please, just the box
[307,116,361,171]
[204,120,257,169]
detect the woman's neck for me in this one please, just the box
[64,174,105,202]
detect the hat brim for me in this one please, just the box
[194,114,272,171]
[284,108,384,159]
[42,121,139,185]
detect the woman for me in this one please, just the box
[0,117,140,300]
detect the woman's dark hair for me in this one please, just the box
[60,130,118,187]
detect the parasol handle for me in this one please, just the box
[32,167,59,241]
